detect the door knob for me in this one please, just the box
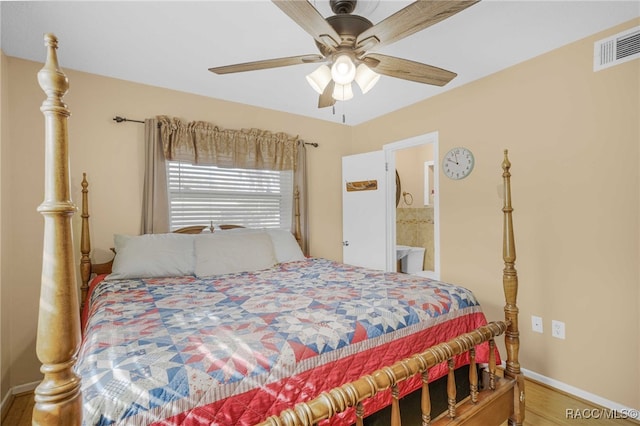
[342,241,349,246]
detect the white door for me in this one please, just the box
[342,151,387,270]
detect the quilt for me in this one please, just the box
[77,258,496,426]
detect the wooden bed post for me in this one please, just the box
[294,186,303,249]
[80,173,91,312]
[33,34,83,425]
[502,150,524,425]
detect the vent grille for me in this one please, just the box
[594,26,640,71]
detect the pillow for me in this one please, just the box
[265,229,305,263]
[194,232,277,277]
[106,233,196,280]
[212,227,305,263]
[215,227,258,234]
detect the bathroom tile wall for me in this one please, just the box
[396,207,434,271]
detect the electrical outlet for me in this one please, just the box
[551,320,565,339]
[531,315,543,333]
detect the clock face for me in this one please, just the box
[442,147,474,180]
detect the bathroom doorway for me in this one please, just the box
[383,132,440,280]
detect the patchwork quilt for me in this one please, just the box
[77,258,495,425]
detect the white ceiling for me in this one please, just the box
[1,1,639,125]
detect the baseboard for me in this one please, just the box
[505,363,638,413]
[11,381,39,396]
[0,380,39,421]
[0,390,14,423]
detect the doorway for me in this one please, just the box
[384,131,440,279]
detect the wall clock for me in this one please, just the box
[442,147,475,180]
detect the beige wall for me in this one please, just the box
[395,144,434,207]
[0,48,9,403]
[352,19,640,408]
[1,56,351,388]
[1,18,638,410]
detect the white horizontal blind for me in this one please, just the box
[167,161,293,230]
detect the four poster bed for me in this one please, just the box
[33,34,524,425]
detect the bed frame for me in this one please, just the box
[32,34,524,426]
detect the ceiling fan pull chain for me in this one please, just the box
[341,99,347,124]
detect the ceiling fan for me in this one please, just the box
[208,0,480,108]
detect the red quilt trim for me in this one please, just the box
[80,274,106,334]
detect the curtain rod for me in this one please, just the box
[113,116,319,147]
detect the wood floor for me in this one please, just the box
[3,377,639,425]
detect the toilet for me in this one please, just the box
[400,246,425,274]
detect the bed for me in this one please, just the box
[32,34,524,426]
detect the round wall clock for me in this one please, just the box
[442,147,475,180]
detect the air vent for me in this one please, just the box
[594,26,640,71]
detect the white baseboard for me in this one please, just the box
[12,381,39,395]
[0,390,14,421]
[1,380,39,419]
[506,363,638,412]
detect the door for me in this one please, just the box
[342,151,387,270]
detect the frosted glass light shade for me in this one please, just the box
[331,55,356,85]
[332,83,354,101]
[355,63,380,94]
[305,65,332,94]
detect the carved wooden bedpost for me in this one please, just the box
[80,173,91,312]
[294,186,302,249]
[33,34,83,425]
[502,150,524,425]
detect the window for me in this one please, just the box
[167,161,293,230]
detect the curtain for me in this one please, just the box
[141,118,169,234]
[294,141,309,255]
[157,116,298,171]
[156,116,308,250]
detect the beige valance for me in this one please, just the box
[157,115,298,171]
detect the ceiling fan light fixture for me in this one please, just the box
[355,63,380,94]
[306,65,332,94]
[331,54,356,85]
[332,82,354,101]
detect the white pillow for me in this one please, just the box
[214,227,305,263]
[106,233,196,280]
[265,229,305,263]
[194,232,277,277]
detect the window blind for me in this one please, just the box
[167,161,293,230]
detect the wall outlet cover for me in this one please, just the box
[531,315,543,333]
[551,320,566,339]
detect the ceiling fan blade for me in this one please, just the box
[318,80,336,108]
[209,54,324,74]
[365,53,457,86]
[272,0,341,53]
[355,0,479,52]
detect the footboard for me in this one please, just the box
[258,323,509,426]
[258,150,524,426]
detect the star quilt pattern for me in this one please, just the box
[77,258,495,425]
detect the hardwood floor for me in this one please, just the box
[1,391,33,426]
[3,378,639,425]
[503,379,639,425]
